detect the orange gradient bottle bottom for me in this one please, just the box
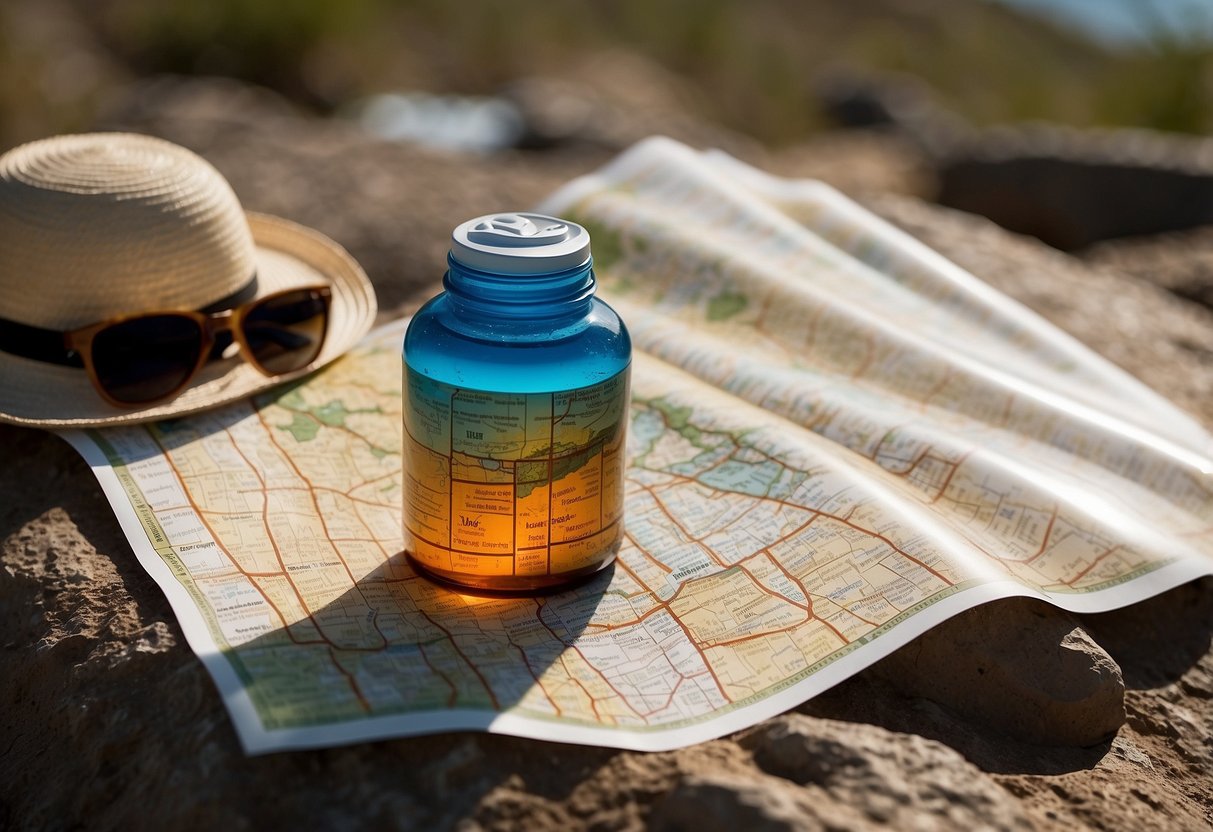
[402,368,629,594]
[405,530,622,593]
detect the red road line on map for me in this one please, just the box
[708,500,787,537]
[636,673,684,718]
[341,469,400,495]
[220,426,359,649]
[818,511,952,585]
[667,613,732,703]
[611,555,659,597]
[327,646,371,712]
[762,544,881,629]
[635,482,727,568]
[1024,504,1060,564]
[258,408,385,560]
[733,562,810,613]
[348,503,393,560]
[417,641,459,707]
[998,393,1017,427]
[750,519,869,636]
[638,462,954,590]
[831,597,880,629]
[609,488,843,705]
[703,619,810,649]
[1064,545,1122,587]
[624,531,672,575]
[866,428,896,465]
[310,485,396,510]
[148,430,330,649]
[368,604,391,647]
[884,446,940,477]
[752,291,774,332]
[576,565,732,706]
[418,609,500,709]
[254,408,388,649]
[509,640,561,715]
[560,659,603,722]
[921,453,970,504]
[788,535,859,584]
[926,450,971,504]
[216,427,389,653]
[150,503,194,513]
[848,333,878,379]
[534,601,647,721]
[736,558,849,645]
[917,369,954,410]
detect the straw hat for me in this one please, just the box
[0,132,377,428]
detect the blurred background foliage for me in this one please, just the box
[1,0,1210,151]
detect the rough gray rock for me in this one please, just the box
[743,715,1033,830]
[935,130,1213,250]
[650,772,834,832]
[817,72,1213,250]
[1085,225,1213,313]
[872,599,1125,747]
[502,51,759,159]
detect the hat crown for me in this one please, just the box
[0,133,255,330]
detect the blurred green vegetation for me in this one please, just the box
[0,0,1209,150]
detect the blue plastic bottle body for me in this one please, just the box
[404,292,631,393]
[402,255,631,592]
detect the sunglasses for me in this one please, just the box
[57,285,332,408]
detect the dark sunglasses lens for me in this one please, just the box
[242,289,329,374]
[92,315,203,404]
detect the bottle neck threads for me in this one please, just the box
[443,253,596,321]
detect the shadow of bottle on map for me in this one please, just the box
[228,550,613,742]
[107,384,612,736]
[89,399,272,466]
[94,378,321,468]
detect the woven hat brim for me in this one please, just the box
[0,212,377,428]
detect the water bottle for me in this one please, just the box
[402,212,631,592]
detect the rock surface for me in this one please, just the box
[4,79,1213,830]
[871,599,1125,748]
[816,72,1213,250]
[1085,225,1213,313]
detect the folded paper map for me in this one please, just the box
[65,137,1213,753]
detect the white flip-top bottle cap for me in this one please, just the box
[451,212,591,275]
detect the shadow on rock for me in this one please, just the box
[798,597,1125,777]
[1079,577,1213,691]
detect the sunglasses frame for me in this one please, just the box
[63,285,333,408]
